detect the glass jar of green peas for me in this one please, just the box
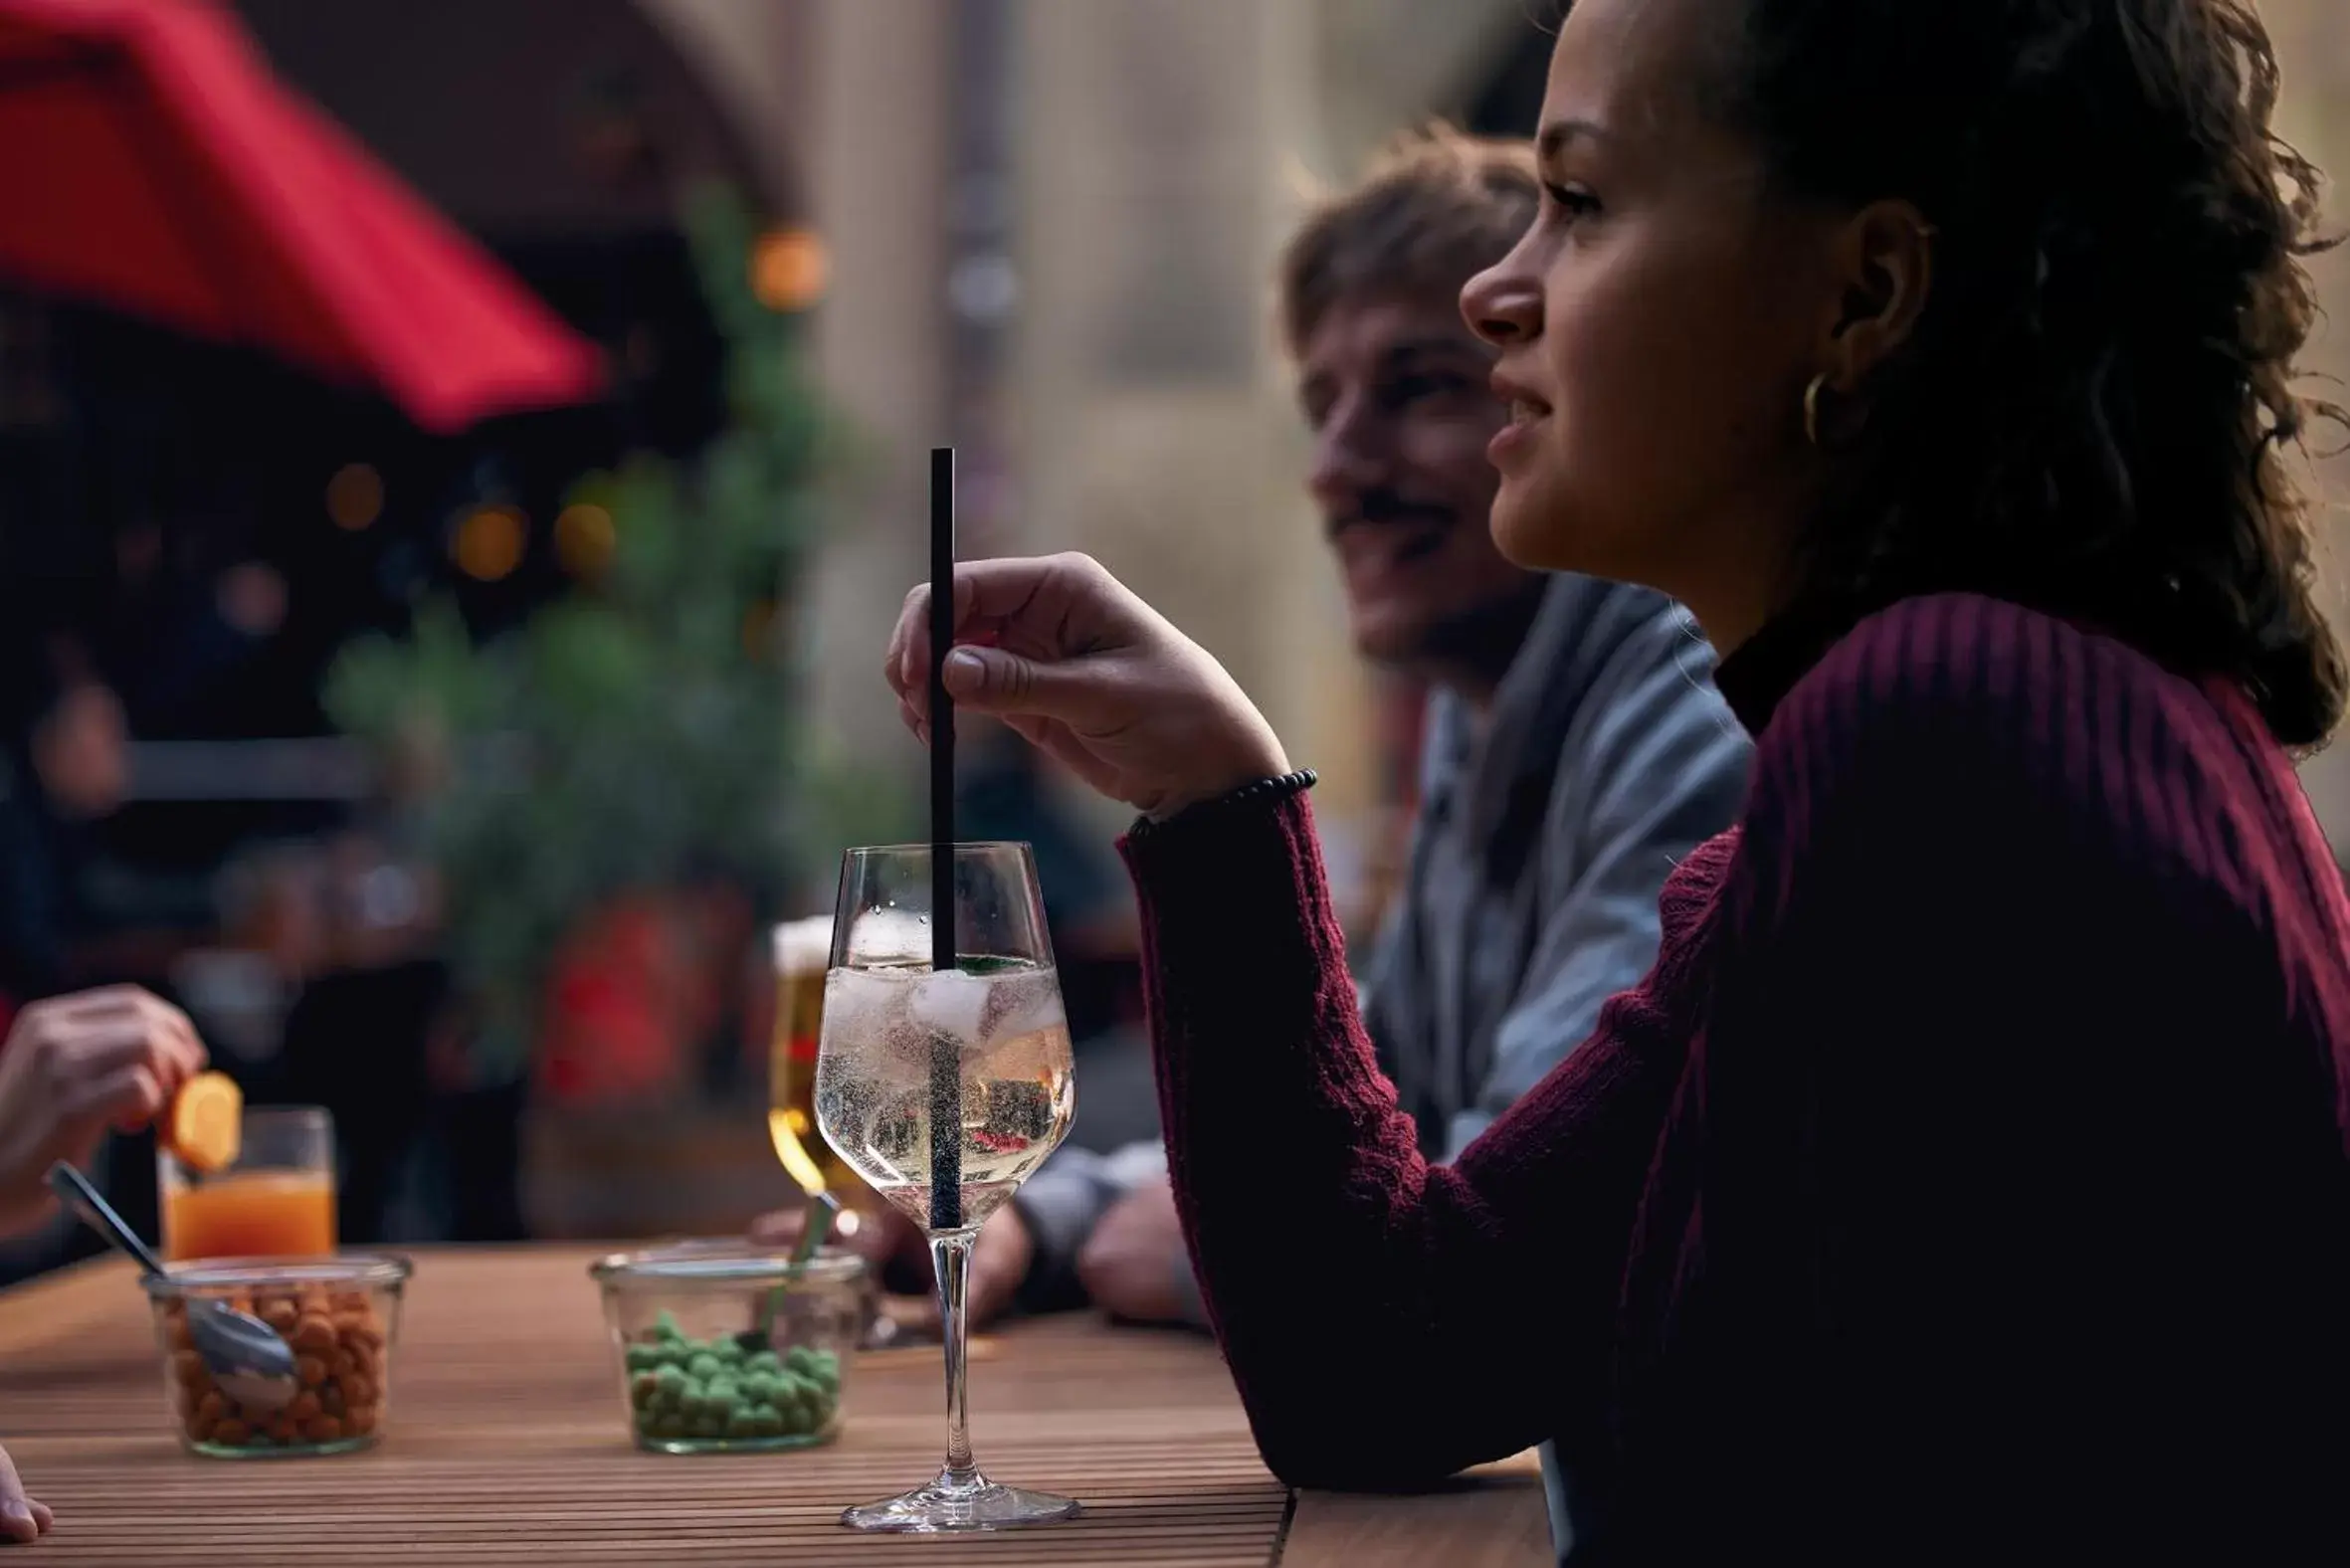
[589,1242,865,1454]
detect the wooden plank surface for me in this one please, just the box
[1283,1453,1554,1568]
[0,1247,1549,1567]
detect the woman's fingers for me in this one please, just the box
[0,1444,49,1543]
[75,1064,167,1133]
[43,989,206,1085]
[888,556,1130,709]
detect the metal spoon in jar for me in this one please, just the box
[46,1162,300,1414]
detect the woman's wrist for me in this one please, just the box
[1133,769,1318,836]
[1140,725,1293,824]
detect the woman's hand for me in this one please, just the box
[0,986,207,1238]
[0,1441,52,1544]
[885,553,1289,820]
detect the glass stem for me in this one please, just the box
[932,1232,978,1482]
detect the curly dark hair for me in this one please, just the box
[1720,0,2345,748]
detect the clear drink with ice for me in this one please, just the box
[814,960,1076,1233]
[813,842,1082,1532]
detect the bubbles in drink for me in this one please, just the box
[814,960,1076,1233]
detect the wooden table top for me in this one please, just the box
[0,1246,1551,1567]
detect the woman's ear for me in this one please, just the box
[1817,199,1936,394]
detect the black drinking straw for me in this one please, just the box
[927,447,962,1233]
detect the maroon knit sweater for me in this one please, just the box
[1120,593,2350,1564]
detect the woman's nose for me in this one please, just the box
[1462,259,1541,348]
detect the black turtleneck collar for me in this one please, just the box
[1710,595,1869,735]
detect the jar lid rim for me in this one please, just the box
[140,1253,414,1294]
[589,1241,867,1286]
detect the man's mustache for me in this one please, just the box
[1324,489,1458,540]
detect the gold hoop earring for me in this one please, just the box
[1804,374,1829,449]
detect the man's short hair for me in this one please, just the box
[1276,122,1539,358]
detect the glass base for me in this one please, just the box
[637,1427,838,1456]
[840,1467,1079,1533]
[182,1432,382,1461]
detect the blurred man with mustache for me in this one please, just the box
[765,127,1751,1343]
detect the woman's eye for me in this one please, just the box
[1544,183,1601,222]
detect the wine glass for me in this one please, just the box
[814,842,1079,1532]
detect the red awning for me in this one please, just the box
[0,0,607,432]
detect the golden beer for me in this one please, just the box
[769,916,868,1201]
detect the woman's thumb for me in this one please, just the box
[940,646,1073,714]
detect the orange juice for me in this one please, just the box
[161,1172,336,1262]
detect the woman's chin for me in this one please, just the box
[1489,482,1578,573]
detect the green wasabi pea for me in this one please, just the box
[654,1363,688,1393]
[686,1351,723,1380]
[704,1378,739,1409]
[624,1343,659,1373]
[653,1310,685,1342]
[691,1410,729,1440]
[630,1372,662,1409]
[645,1411,689,1442]
[714,1337,745,1363]
[741,1371,780,1406]
[746,1349,783,1377]
[753,1407,789,1440]
[783,1344,818,1374]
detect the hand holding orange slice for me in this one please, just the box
[162,1073,243,1174]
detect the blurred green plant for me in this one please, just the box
[325,183,914,1083]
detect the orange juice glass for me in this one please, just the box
[159,1105,337,1263]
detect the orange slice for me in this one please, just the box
[163,1073,243,1174]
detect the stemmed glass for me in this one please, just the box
[813,842,1079,1532]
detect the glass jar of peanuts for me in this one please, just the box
[590,1242,865,1454]
[143,1255,411,1459]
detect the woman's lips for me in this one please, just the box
[1488,399,1548,465]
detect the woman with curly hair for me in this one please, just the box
[886,0,2350,1558]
